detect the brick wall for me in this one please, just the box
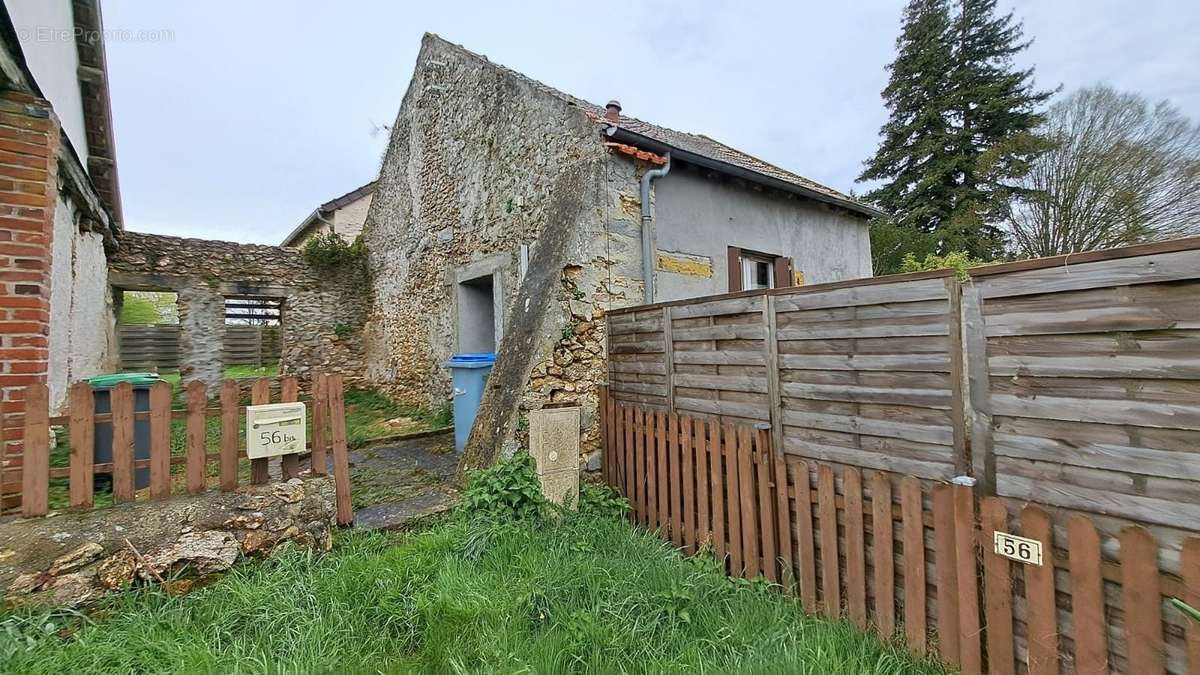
[0,91,59,511]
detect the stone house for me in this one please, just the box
[280,181,375,249]
[0,0,122,415]
[363,34,877,469]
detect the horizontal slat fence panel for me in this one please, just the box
[119,324,281,370]
[965,246,1200,673]
[600,390,1200,675]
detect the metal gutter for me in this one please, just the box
[639,153,671,303]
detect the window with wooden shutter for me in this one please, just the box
[727,246,794,291]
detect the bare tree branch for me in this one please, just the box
[1005,86,1200,257]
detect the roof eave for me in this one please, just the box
[280,209,323,248]
[605,125,882,219]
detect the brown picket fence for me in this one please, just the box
[599,387,1200,674]
[1,374,352,525]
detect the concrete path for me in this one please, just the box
[345,431,461,531]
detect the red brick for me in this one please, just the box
[0,206,46,219]
[0,191,49,208]
[0,165,48,183]
[9,335,46,348]
[13,258,44,271]
[0,321,47,334]
[0,271,43,282]
[0,348,45,360]
[0,138,49,159]
[0,217,47,233]
[0,112,52,132]
[12,232,43,245]
[11,309,47,322]
[8,361,46,374]
[0,297,46,309]
[0,150,48,170]
[0,126,46,145]
[0,374,40,387]
[0,242,45,257]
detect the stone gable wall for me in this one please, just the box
[362,35,651,470]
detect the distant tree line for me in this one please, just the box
[862,0,1200,274]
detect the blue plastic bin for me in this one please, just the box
[445,352,496,452]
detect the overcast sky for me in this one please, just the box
[101,0,1200,245]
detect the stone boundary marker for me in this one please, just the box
[528,406,580,505]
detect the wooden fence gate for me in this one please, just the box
[599,388,1200,675]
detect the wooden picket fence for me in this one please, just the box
[599,387,1200,674]
[2,374,352,525]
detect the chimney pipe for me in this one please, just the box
[605,100,622,123]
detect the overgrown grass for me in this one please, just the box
[0,514,944,674]
[343,387,451,449]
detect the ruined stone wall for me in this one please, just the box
[108,232,368,390]
[363,35,653,470]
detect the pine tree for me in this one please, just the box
[860,0,1053,268]
[944,0,1054,258]
[859,0,956,236]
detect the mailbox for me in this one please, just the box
[246,402,307,459]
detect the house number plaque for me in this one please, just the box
[993,531,1043,566]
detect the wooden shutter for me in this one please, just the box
[727,246,743,291]
[774,257,794,289]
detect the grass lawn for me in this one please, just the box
[0,512,944,674]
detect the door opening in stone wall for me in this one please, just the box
[457,274,497,353]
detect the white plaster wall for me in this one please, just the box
[331,193,372,241]
[69,231,117,386]
[652,164,872,302]
[47,194,117,411]
[6,0,89,166]
[47,194,76,410]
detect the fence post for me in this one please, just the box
[219,379,240,491]
[945,277,970,477]
[311,374,329,476]
[960,281,995,494]
[328,374,353,526]
[761,294,785,480]
[661,307,675,411]
[20,383,49,517]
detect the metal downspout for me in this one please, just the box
[640,153,671,303]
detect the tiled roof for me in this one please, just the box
[429,34,874,217]
[281,181,376,247]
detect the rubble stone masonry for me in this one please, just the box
[108,232,369,393]
[364,35,649,470]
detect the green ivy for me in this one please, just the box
[302,232,367,271]
[332,323,355,338]
[457,452,546,521]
